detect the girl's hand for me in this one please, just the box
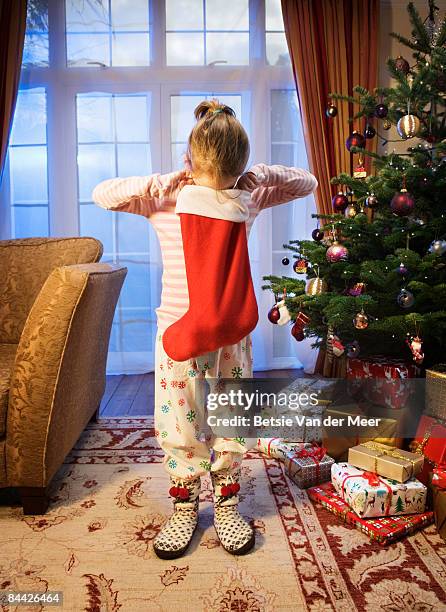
[236,171,265,192]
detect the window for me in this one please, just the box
[2,0,315,373]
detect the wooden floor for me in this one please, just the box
[99,369,305,417]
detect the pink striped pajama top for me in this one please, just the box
[92,163,318,333]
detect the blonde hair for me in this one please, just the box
[187,98,250,191]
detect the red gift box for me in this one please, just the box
[308,481,434,546]
[347,355,421,410]
[411,415,446,484]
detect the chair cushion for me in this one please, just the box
[0,344,18,437]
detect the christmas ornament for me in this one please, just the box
[326,103,338,117]
[364,124,376,139]
[282,257,290,265]
[332,192,348,212]
[353,161,367,178]
[293,258,308,274]
[306,277,328,296]
[312,228,324,242]
[346,340,360,358]
[382,119,391,130]
[348,282,366,296]
[429,239,446,256]
[268,305,280,324]
[345,204,357,218]
[353,309,369,330]
[326,242,349,263]
[365,193,378,209]
[390,189,415,216]
[397,289,414,309]
[275,299,291,326]
[436,74,446,92]
[406,335,424,365]
[346,131,366,151]
[331,335,345,357]
[375,103,388,118]
[395,55,410,74]
[397,114,420,139]
[291,326,305,342]
[396,262,408,276]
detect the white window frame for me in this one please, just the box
[0,0,315,371]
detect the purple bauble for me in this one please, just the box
[395,55,410,74]
[332,192,349,212]
[375,103,388,118]
[346,131,366,151]
[390,189,415,216]
[312,228,324,242]
[326,241,349,263]
[364,124,376,139]
[268,306,280,324]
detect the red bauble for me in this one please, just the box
[390,189,415,216]
[326,241,349,262]
[395,55,410,74]
[332,192,349,212]
[268,305,280,324]
[346,130,366,151]
[291,323,305,341]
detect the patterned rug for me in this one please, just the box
[2,418,446,611]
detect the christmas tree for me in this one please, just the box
[264,1,446,369]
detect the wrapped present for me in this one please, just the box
[431,466,446,540]
[256,438,307,461]
[285,444,334,489]
[308,481,434,546]
[322,404,401,461]
[331,462,427,518]
[410,415,446,484]
[347,355,420,410]
[347,441,424,483]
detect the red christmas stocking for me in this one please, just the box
[162,188,258,362]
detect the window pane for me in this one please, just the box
[171,143,187,171]
[112,33,150,66]
[166,33,204,65]
[10,90,47,145]
[266,0,285,30]
[119,309,153,351]
[115,96,149,142]
[166,0,203,30]
[77,144,115,201]
[266,32,290,66]
[117,213,150,253]
[77,95,113,142]
[111,0,149,31]
[206,33,249,65]
[118,259,151,308]
[271,90,299,142]
[23,0,49,66]
[67,33,110,66]
[206,0,248,30]
[9,146,48,203]
[117,144,151,176]
[79,203,114,253]
[66,0,109,32]
[12,206,49,238]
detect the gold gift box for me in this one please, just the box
[322,405,402,461]
[348,441,424,483]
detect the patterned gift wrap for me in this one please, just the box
[284,444,334,489]
[331,462,427,518]
[256,438,307,461]
[347,355,420,410]
[308,481,434,546]
[410,415,446,485]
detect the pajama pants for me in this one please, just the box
[154,329,256,480]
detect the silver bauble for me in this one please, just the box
[397,288,415,309]
[397,114,420,139]
[306,277,328,296]
[429,240,446,256]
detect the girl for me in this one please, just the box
[92,99,318,560]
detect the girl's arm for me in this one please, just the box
[91,169,193,217]
[247,163,318,210]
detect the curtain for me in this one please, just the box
[281,0,380,215]
[281,0,380,376]
[0,0,27,185]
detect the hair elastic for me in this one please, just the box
[211,108,224,115]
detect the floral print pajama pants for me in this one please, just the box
[154,330,256,480]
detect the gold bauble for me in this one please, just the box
[383,119,391,130]
[397,114,420,139]
[345,204,357,218]
[306,277,328,296]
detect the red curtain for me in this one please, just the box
[0,0,27,184]
[281,0,380,216]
